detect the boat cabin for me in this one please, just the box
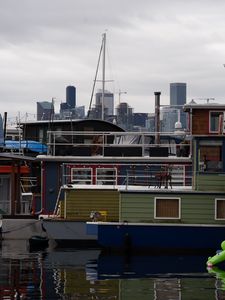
[0,153,41,216]
[184,102,225,175]
[183,102,225,135]
[3,101,225,216]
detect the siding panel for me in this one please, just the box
[120,192,225,225]
[196,174,225,191]
[60,189,120,221]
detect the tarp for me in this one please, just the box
[4,140,47,153]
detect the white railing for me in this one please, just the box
[20,177,37,193]
[20,177,37,215]
[62,163,193,189]
[46,131,190,157]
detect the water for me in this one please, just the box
[0,240,225,299]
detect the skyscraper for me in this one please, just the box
[66,85,76,108]
[169,82,187,130]
[116,102,133,130]
[170,83,186,107]
[37,101,54,121]
[95,90,114,119]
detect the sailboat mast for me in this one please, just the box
[101,33,106,120]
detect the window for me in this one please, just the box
[199,143,222,172]
[210,111,223,133]
[96,168,117,185]
[71,168,92,184]
[154,197,181,219]
[215,198,225,220]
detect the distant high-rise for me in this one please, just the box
[95,90,114,119]
[66,85,76,108]
[133,113,148,128]
[170,83,186,107]
[116,102,133,130]
[37,101,54,121]
[169,82,187,130]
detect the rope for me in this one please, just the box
[2,219,42,234]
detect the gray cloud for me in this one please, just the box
[1,0,225,121]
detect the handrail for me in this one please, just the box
[63,163,193,188]
[46,130,190,158]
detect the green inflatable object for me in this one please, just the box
[207,241,225,267]
[208,266,225,279]
[207,266,225,290]
[222,241,225,251]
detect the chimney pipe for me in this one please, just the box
[154,92,161,145]
[3,112,7,145]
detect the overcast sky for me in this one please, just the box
[1,0,225,122]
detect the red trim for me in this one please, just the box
[0,165,30,174]
[68,164,119,185]
[42,162,46,214]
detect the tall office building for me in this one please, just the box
[59,85,79,120]
[37,101,54,121]
[169,82,187,130]
[170,83,186,107]
[161,107,179,133]
[133,113,148,129]
[116,102,133,130]
[95,90,114,118]
[66,85,76,108]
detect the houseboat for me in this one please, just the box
[0,116,47,240]
[32,117,190,246]
[2,99,225,251]
[0,152,46,240]
[17,100,224,250]
[85,101,225,253]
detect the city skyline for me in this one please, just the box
[1,0,225,119]
[5,81,216,126]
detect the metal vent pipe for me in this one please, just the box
[154,92,161,145]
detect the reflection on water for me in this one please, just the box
[0,240,225,299]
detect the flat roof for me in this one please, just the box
[0,153,36,161]
[183,103,225,111]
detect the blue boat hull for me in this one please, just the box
[87,223,225,253]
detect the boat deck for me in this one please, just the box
[65,183,192,191]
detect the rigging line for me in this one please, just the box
[106,36,121,95]
[87,39,104,118]
[2,219,41,234]
[106,39,116,91]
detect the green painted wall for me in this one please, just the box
[196,174,225,191]
[58,186,225,225]
[120,192,225,224]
